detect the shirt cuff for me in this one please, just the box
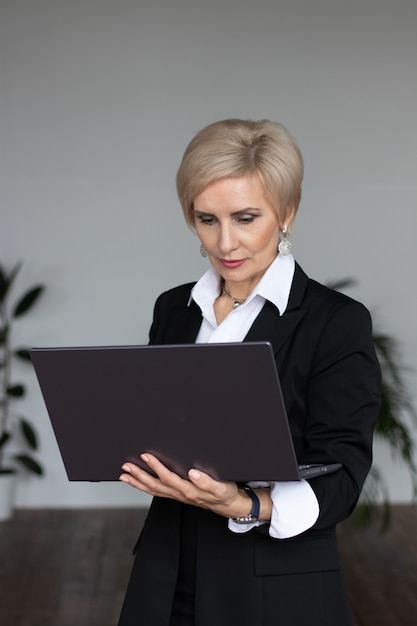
[228,480,319,539]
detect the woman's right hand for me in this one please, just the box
[119,453,272,521]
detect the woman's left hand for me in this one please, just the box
[119,453,256,519]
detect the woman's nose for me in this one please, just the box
[218,224,238,253]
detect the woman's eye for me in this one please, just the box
[236,214,255,224]
[195,213,256,225]
[197,215,216,225]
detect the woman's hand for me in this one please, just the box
[119,453,271,520]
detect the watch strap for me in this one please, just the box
[233,484,260,524]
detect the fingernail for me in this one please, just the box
[122,464,130,472]
[141,454,150,463]
[189,469,201,480]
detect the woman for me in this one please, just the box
[118,119,381,626]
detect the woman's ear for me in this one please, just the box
[280,205,296,233]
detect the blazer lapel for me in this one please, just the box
[244,263,309,357]
[162,299,203,344]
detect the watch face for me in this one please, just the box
[232,515,258,525]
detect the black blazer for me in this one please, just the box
[118,263,381,626]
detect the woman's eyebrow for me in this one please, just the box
[193,207,262,216]
[230,207,262,215]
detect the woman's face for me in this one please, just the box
[193,176,283,296]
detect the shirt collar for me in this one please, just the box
[190,253,295,316]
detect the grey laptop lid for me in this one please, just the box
[31,342,301,483]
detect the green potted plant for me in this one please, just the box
[0,261,45,521]
[328,279,417,531]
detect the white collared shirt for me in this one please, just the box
[191,254,319,538]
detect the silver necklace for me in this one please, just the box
[221,280,248,308]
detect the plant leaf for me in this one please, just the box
[19,418,38,450]
[0,262,22,303]
[14,454,43,475]
[7,384,25,398]
[0,264,6,299]
[0,324,9,346]
[14,348,32,362]
[13,285,44,318]
[0,432,11,448]
[325,277,357,292]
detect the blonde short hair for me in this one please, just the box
[176,118,303,229]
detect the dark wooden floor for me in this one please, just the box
[337,505,417,626]
[0,506,416,626]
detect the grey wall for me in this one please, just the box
[1,0,416,508]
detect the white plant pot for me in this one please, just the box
[0,470,17,522]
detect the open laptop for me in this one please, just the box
[31,342,340,483]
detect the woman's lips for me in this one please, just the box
[219,259,246,269]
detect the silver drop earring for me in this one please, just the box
[278,225,292,256]
[200,244,208,257]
